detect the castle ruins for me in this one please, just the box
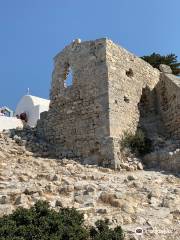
[37,38,180,169]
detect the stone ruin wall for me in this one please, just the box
[38,38,113,167]
[105,40,160,165]
[38,38,161,168]
[107,41,160,137]
[37,38,180,169]
[144,72,180,173]
[156,73,180,139]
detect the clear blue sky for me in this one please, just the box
[0,0,180,110]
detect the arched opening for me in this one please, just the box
[64,64,73,88]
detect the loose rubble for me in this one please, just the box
[0,130,180,240]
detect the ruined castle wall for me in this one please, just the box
[106,40,160,137]
[37,38,164,169]
[105,40,160,166]
[41,39,114,166]
[156,73,180,139]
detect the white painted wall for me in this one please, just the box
[15,95,50,127]
[0,116,23,132]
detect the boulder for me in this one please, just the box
[159,64,172,74]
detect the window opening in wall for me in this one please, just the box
[64,64,73,87]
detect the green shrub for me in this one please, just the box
[0,201,124,240]
[121,129,152,156]
[90,219,124,240]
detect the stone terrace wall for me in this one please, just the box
[38,38,114,167]
[156,73,180,139]
[106,40,160,166]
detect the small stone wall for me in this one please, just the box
[144,148,180,173]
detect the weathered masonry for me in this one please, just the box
[37,38,159,168]
[37,38,180,169]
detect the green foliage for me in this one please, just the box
[121,129,152,156]
[141,53,180,76]
[90,219,124,240]
[0,201,124,240]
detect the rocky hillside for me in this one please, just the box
[0,130,180,240]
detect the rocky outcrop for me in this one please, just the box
[0,131,179,240]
